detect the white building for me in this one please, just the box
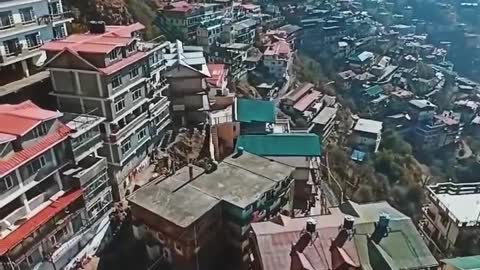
[0,0,72,97]
[352,118,383,152]
[263,40,292,80]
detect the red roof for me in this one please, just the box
[162,1,194,13]
[99,51,147,75]
[42,23,145,54]
[0,189,82,256]
[0,101,62,136]
[0,133,15,144]
[264,40,291,58]
[0,120,71,177]
[206,64,226,88]
[293,90,321,112]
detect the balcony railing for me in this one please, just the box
[72,132,102,162]
[109,110,149,143]
[37,11,72,25]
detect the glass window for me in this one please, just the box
[20,8,35,24]
[114,97,125,112]
[129,66,139,79]
[4,38,20,55]
[0,11,14,29]
[137,128,146,141]
[26,155,47,175]
[33,123,48,137]
[25,33,42,49]
[121,140,131,154]
[1,175,14,191]
[48,1,61,15]
[111,75,122,89]
[108,49,118,61]
[131,87,142,101]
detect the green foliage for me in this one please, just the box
[126,0,161,40]
[293,53,328,84]
[380,130,412,156]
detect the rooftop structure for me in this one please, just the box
[235,98,275,123]
[236,134,321,157]
[353,118,383,135]
[251,201,438,270]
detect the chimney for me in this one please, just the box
[89,21,106,34]
[332,215,355,248]
[292,218,316,254]
[370,213,390,244]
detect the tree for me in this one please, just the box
[380,130,412,156]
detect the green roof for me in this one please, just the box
[236,134,321,156]
[364,85,383,97]
[236,98,275,123]
[441,256,480,270]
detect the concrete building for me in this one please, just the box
[352,118,383,152]
[0,0,71,100]
[263,40,292,80]
[129,151,295,270]
[310,106,338,142]
[42,23,170,200]
[220,19,257,45]
[250,201,438,270]
[413,111,462,150]
[0,101,111,270]
[210,43,250,80]
[421,182,480,255]
[408,99,437,123]
[157,1,224,42]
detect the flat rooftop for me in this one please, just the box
[128,166,220,228]
[428,182,480,225]
[312,106,338,125]
[353,118,382,134]
[64,113,105,138]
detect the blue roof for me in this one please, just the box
[351,149,366,162]
[236,134,321,156]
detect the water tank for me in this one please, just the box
[343,215,355,230]
[378,213,390,228]
[306,218,316,233]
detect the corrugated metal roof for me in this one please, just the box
[0,124,71,177]
[0,189,82,256]
[293,90,321,112]
[235,98,275,123]
[236,134,321,156]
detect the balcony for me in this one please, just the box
[62,156,107,187]
[71,132,103,163]
[37,11,73,25]
[0,43,43,65]
[108,110,149,143]
[149,95,169,116]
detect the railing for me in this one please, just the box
[72,132,102,161]
[37,11,72,25]
[109,111,149,142]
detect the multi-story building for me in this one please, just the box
[263,40,292,80]
[210,43,250,80]
[42,22,170,200]
[0,101,111,270]
[158,1,224,42]
[129,151,295,270]
[421,182,480,256]
[0,0,71,100]
[220,19,257,45]
[413,111,462,150]
[352,118,383,152]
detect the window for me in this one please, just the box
[111,75,122,89]
[137,128,146,141]
[53,25,66,39]
[25,33,42,49]
[0,11,14,29]
[129,66,139,79]
[108,49,118,61]
[126,42,135,53]
[33,123,48,137]
[26,156,47,175]
[121,140,131,154]
[1,175,14,190]
[114,97,125,112]
[3,38,20,55]
[20,8,35,24]
[48,1,61,16]
[131,87,142,101]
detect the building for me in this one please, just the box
[408,99,438,123]
[0,101,111,270]
[413,111,462,150]
[440,255,480,270]
[129,151,295,270]
[210,43,250,80]
[281,82,322,117]
[0,0,71,101]
[164,40,210,128]
[42,23,170,200]
[421,182,480,255]
[157,1,224,42]
[263,40,292,80]
[352,118,383,152]
[206,63,229,99]
[249,201,438,270]
[348,51,375,71]
[221,19,257,45]
[235,98,275,135]
[310,106,338,142]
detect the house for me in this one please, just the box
[221,19,257,45]
[440,255,480,270]
[348,51,375,71]
[336,70,357,90]
[263,40,292,80]
[0,0,72,101]
[413,111,462,150]
[235,98,275,134]
[211,43,251,80]
[0,101,111,270]
[281,82,324,118]
[206,64,229,99]
[310,106,338,142]
[42,22,170,200]
[236,133,322,214]
[421,182,480,256]
[129,151,295,269]
[249,200,438,270]
[408,99,437,123]
[352,118,383,152]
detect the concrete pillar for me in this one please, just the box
[21,60,30,77]
[53,172,63,190]
[21,193,31,214]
